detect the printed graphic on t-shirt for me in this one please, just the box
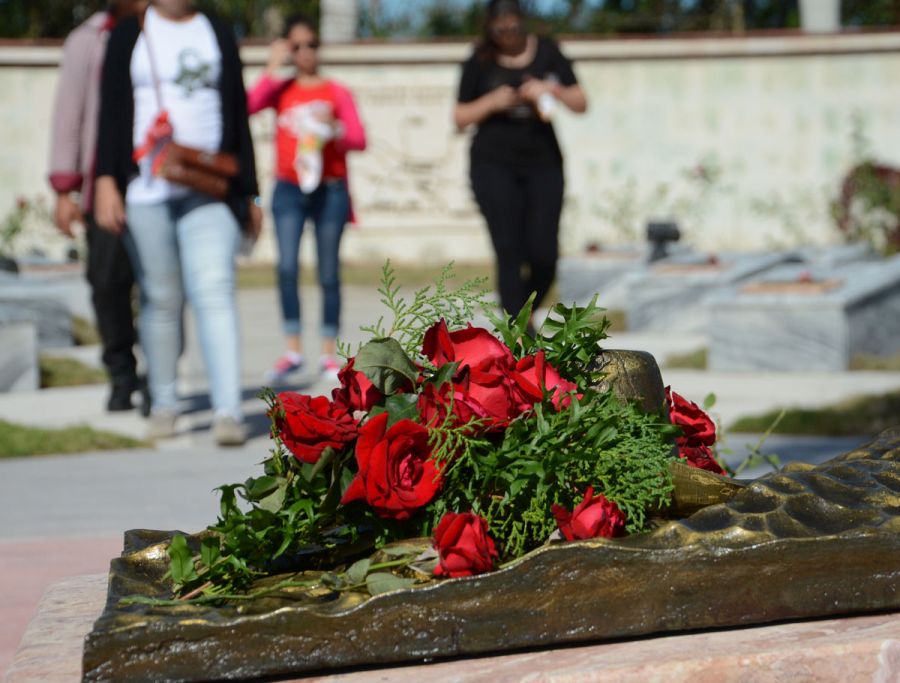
[174,48,216,95]
[277,100,335,193]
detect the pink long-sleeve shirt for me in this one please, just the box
[247,74,366,186]
[47,12,115,211]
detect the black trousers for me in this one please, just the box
[85,215,138,387]
[470,162,564,318]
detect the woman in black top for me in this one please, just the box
[455,0,586,320]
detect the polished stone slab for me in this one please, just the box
[709,254,900,371]
[0,320,38,392]
[6,573,899,683]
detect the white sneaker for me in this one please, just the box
[320,355,341,380]
[146,410,177,441]
[213,415,247,447]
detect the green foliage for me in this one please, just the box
[157,265,679,604]
[342,261,490,358]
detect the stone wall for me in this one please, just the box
[2,32,900,264]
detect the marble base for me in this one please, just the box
[6,573,900,683]
[556,250,647,310]
[710,255,900,371]
[0,321,38,392]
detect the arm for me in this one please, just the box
[332,83,366,153]
[453,54,520,131]
[246,39,293,115]
[48,30,91,235]
[453,87,518,130]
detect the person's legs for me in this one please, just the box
[470,162,529,316]
[522,164,564,310]
[85,215,139,410]
[311,179,349,365]
[175,194,242,424]
[123,201,183,418]
[272,181,309,345]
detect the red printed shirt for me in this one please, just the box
[247,75,366,187]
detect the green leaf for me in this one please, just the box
[379,544,423,557]
[428,362,459,389]
[345,558,371,585]
[167,534,198,586]
[354,338,418,394]
[703,393,717,410]
[366,572,417,596]
[380,393,420,427]
[257,482,287,513]
[243,475,280,502]
[200,536,220,568]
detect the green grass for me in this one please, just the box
[71,315,101,346]
[39,355,107,388]
[850,353,900,371]
[237,262,495,289]
[729,389,900,436]
[0,419,146,458]
[663,347,708,369]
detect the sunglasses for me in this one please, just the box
[491,24,523,37]
[291,40,320,52]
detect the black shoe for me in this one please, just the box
[107,383,135,412]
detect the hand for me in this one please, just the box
[94,176,126,235]
[518,77,555,104]
[247,200,263,241]
[54,194,82,238]
[266,39,292,73]
[488,85,521,113]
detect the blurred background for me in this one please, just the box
[2,0,900,266]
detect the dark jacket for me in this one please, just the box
[95,12,259,208]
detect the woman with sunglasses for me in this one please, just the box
[455,0,587,323]
[247,14,367,383]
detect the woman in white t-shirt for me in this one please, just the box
[94,0,260,446]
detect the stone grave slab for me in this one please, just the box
[556,247,648,310]
[0,298,72,349]
[709,255,900,371]
[623,251,796,333]
[0,320,38,391]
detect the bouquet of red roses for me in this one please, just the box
[161,265,726,602]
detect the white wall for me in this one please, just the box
[2,32,900,264]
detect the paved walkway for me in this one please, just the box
[2,281,900,677]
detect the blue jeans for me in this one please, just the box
[124,193,241,418]
[271,179,350,339]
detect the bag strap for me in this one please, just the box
[138,9,165,113]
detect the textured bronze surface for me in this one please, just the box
[83,428,900,683]
[592,348,666,414]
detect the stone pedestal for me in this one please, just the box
[6,574,899,682]
[709,255,900,371]
[0,321,38,391]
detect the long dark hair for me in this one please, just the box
[475,0,525,63]
[282,12,317,39]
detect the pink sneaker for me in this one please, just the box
[266,353,304,382]
[320,355,341,380]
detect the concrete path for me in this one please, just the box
[1,281,899,677]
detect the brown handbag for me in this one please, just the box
[140,14,238,200]
[156,143,238,200]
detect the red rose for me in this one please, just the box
[432,511,499,578]
[551,487,626,541]
[511,350,579,410]
[665,387,716,447]
[332,357,382,413]
[422,320,514,374]
[679,444,726,475]
[274,392,358,464]
[417,381,481,431]
[341,413,442,520]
